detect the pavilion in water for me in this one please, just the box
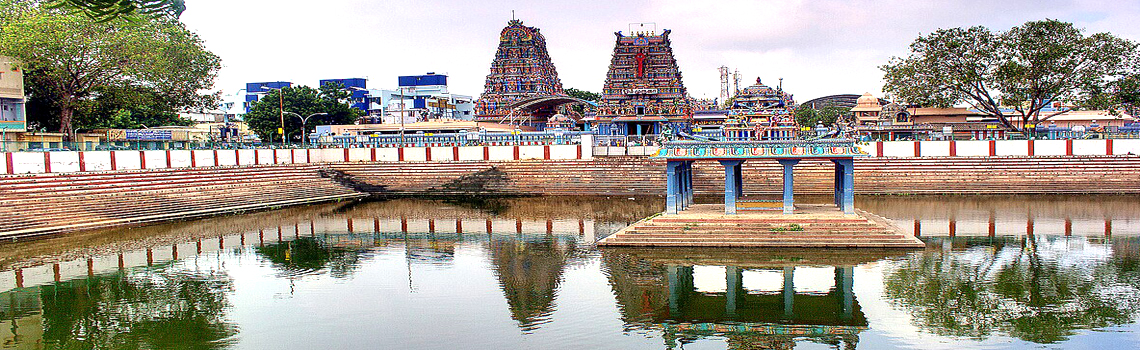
[657,139,866,215]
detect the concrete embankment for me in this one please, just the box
[3,154,1138,239]
[331,155,1140,196]
[0,164,365,240]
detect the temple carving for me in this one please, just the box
[596,29,692,135]
[473,19,567,128]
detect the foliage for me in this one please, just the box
[0,3,220,139]
[243,84,363,142]
[255,237,363,279]
[37,264,237,348]
[565,88,600,115]
[882,237,1140,343]
[793,104,848,127]
[49,0,185,21]
[881,19,1140,132]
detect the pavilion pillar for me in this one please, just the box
[718,160,744,215]
[783,266,795,318]
[684,161,694,209]
[725,266,742,319]
[667,265,693,319]
[832,158,855,215]
[835,266,855,321]
[734,163,743,200]
[666,160,680,215]
[778,159,800,214]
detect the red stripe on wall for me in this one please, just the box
[78,152,86,172]
[165,150,172,168]
[483,146,490,160]
[398,147,404,162]
[426,147,432,162]
[5,152,14,174]
[343,148,350,162]
[513,146,520,160]
[913,141,921,157]
[1027,140,1035,156]
[212,150,218,166]
[949,141,957,157]
[139,151,146,169]
[43,152,51,173]
[988,140,997,156]
[190,151,197,167]
[875,142,884,157]
[453,147,459,161]
[577,145,583,159]
[371,148,377,162]
[110,151,117,170]
[1066,139,1074,155]
[1107,139,1114,155]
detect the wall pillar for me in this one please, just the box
[831,158,855,214]
[666,160,680,215]
[778,159,800,214]
[718,160,744,215]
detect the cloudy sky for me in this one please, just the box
[181,0,1140,103]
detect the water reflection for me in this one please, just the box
[2,263,235,348]
[884,236,1140,344]
[601,248,904,349]
[0,196,1138,349]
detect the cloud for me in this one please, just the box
[181,0,1140,103]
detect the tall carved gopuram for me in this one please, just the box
[474,19,567,128]
[597,28,692,136]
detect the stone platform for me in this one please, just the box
[597,203,925,248]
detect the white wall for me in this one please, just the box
[458,146,484,161]
[49,152,81,173]
[169,150,192,168]
[113,151,141,170]
[403,147,428,162]
[142,150,167,169]
[84,151,112,171]
[1113,139,1140,155]
[955,141,989,157]
[236,150,256,165]
[996,140,1029,156]
[1073,139,1106,156]
[518,145,544,160]
[192,150,216,167]
[12,152,45,174]
[1035,140,1067,156]
[430,147,454,161]
[488,146,514,161]
[881,141,915,157]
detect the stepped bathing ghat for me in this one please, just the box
[598,139,924,248]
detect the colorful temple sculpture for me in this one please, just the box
[724,78,798,140]
[596,27,692,136]
[473,20,570,130]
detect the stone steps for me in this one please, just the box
[0,164,365,239]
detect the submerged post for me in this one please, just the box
[718,160,744,215]
[777,159,799,214]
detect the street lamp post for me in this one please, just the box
[285,112,327,147]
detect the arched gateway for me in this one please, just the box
[656,139,866,215]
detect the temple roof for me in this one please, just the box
[850,92,883,112]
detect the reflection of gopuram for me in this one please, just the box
[602,249,889,349]
[473,19,568,129]
[487,238,574,331]
[596,24,692,136]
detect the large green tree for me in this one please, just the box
[0,3,220,140]
[243,83,363,143]
[793,104,848,127]
[882,19,1140,132]
[50,0,185,21]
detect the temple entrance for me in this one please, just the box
[626,122,656,135]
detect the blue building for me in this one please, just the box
[366,73,474,122]
[243,81,292,113]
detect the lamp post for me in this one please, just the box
[285,112,327,147]
[259,85,289,145]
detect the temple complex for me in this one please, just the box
[474,19,568,129]
[596,27,692,136]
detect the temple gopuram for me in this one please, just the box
[596,26,692,136]
[473,19,569,129]
[724,78,799,140]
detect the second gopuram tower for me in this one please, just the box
[474,19,567,129]
[597,25,692,136]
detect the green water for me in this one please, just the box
[2,196,1139,349]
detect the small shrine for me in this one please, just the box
[727,78,798,140]
[595,25,692,136]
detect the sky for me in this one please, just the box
[180,0,1140,104]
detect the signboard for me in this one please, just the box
[655,141,868,159]
[123,129,172,141]
[623,88,659,95]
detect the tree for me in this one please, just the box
[793,104,847,127]
[564,88,599,115]
[243,84,363,143]
[0,4,220,140]
[881,19,1140,132]
[49,0,186,21]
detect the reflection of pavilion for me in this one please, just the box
[604,248,900,349]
